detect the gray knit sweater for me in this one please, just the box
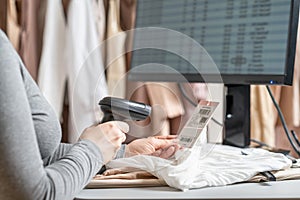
[0,30,111,200]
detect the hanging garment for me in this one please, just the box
[38,0,108,143]
[106,0,127,98]
[66,0,108,142]
[38,0,67,119]
[0,0,7,32]
[7,0,21,51]
[125,82,186,141]
[19,0,47,81]
[93,0,106,42]
[119,0,136,70]
[250,85,276,146]
[120,0,136,32]
[106,144,291,191]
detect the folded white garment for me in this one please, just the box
[107,144,292,191]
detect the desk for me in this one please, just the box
[75,179,300,200]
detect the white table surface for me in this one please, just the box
[75,179,300,200]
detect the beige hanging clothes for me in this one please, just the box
[273,20,300,128]
[6,0,21,51]
[125,82,186,142]
[19,0,47,81]
[145,82,185,136]
[250,65,299,147]
[119,0,136,69]
[106,0,127,98]
[0,0,8,32]
[119,0,136,32]
[250,85,276,146]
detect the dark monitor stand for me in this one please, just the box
[223,85,250,148]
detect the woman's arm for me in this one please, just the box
[0,30,103,200]
[42,143,72,165]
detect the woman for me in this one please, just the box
[0,30,177,200]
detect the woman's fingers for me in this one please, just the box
[154,135,177,140]
[151,145,179,159]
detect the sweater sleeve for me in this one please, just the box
[0,30,104,200]
[42,140,104,199]
[43,143,73,165]
[44,143,126,167]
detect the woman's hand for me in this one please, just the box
[80,121,129,164]
[125,135,180,159]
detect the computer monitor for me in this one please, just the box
[128,0,300,147]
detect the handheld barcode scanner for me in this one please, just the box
[97,96,151,174]
[99,96,151,123]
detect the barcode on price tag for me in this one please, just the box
[177,100,219,148]
[199,108,211,116]
[199,117,208,124]
[179,137,193,143]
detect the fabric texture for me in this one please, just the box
[250,85,276,146]
[106,0,127,98]
[0,30,103,200]
[38,0,67,120]
[93,0,106,42]
[249,167,300,182]
[6,0,21,51]
[0,0,7,32]
[38,0,108,143]
[66,0,108,142]
[107,144,291,191]
[88,168,166,188]
[87,177,166,189]
[19,0,47,81]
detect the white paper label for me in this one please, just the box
[178,100,219,148]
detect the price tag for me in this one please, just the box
[178,100,219,148]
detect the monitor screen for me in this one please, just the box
[128,0,299,85]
